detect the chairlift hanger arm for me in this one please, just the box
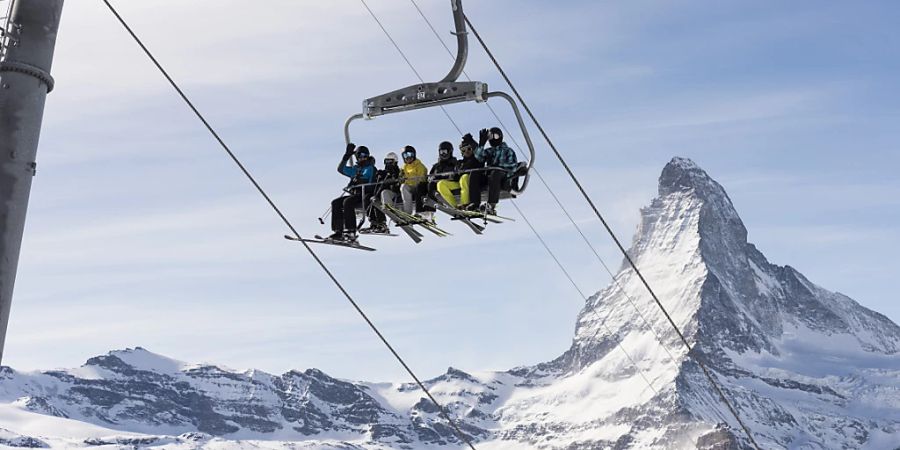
[343,0,534,196]
[441,0,467,83]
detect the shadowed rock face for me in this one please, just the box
[1,158,898,449]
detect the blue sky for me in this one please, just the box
[5,0,898,382]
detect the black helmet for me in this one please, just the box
[488,127,503,146]
[355,146,370,160]
[401,145,416,162]
[460,133,476,154]
[438,141,453,160]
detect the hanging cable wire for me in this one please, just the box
[406,0,681,369]
[356,0,663,410]
[463,14,762,450]
[98,2,476,448]
[510,200,659,396]
[357,0,462,136]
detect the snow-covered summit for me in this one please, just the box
[1,158,898,449]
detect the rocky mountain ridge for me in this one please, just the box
[1,157,898,449]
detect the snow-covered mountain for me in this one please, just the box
[2,157,898,449]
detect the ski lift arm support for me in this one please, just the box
[484,91,534,195]
[344,113,363,146]
[440,0,467,83]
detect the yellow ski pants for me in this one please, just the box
[436,174,471,208]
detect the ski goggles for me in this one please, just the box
[402,151,416,160]
[490,132,502,141]
[438,148,452,158]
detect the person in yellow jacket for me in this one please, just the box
[400,145,428,215]
[436,133,484,209]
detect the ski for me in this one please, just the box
[376,204,424,243]
[358,229,398,237]
[383,203,451,237]
[429,202,485,234]
[284,234,376,252]
[458,208,514,223]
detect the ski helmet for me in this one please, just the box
[401,145,416,162]
[488,127,503,146]
[355,145,370,160]
[438,141,453,160]
[384,152,399,165]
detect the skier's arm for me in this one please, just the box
[338,143,356,177]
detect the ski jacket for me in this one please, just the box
[401,159,428,187]
[430,157,459,181]
[456,155,484,181]
[475,142,518,177]
[376,164,401,192]
[339,157,376,190]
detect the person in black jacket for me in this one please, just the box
[421,141,459,216]
[436,133,484,209]
[362,152,401,234]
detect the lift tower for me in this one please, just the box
[0,0,64,364]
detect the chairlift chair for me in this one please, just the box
[344,0,535,205]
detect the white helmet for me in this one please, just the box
[384,152,399,164]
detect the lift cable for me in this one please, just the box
[509,200,660,396]
[463,14,762,450]
[406,0,682,370]
[357,0,462,136]
[358,0,663,402]
[99,2,476,448]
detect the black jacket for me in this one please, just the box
[455,155,484,181]
[430,157,459,181]
[376,163,401,192]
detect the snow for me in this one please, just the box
[2,157,899,449]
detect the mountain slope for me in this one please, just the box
[1,157,898,449]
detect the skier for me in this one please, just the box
[400,145,428,215]
[363,151,401,234]
[436,133,483,209]
[469,127,517,215]
[329,143,376,241]
[422,141,458,215]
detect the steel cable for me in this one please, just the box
[463,13,762,450]
[99,1,476,448]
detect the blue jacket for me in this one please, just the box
[475,142,518,177]
[339,159,376,187]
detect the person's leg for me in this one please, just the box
[401,184,415,214]
[458,174,471,206]
[368,195,386,225]
[343,195,361,233]
[487,170,504,205]
[330,196,346,233]
[415,182,428,213]
[436,180,460,208]
[381,189,397,207]
[468,171,485,208]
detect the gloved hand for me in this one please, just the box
[478,129,489,147]
[345,143,356,157]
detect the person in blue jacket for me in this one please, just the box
[329,143,376,242]
[468,127,517,215]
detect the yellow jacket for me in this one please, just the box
[402,159,428,186]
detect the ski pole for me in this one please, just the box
[318,206,332,225]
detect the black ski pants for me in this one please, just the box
[331,189,374,233]
[469,169,505,206]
